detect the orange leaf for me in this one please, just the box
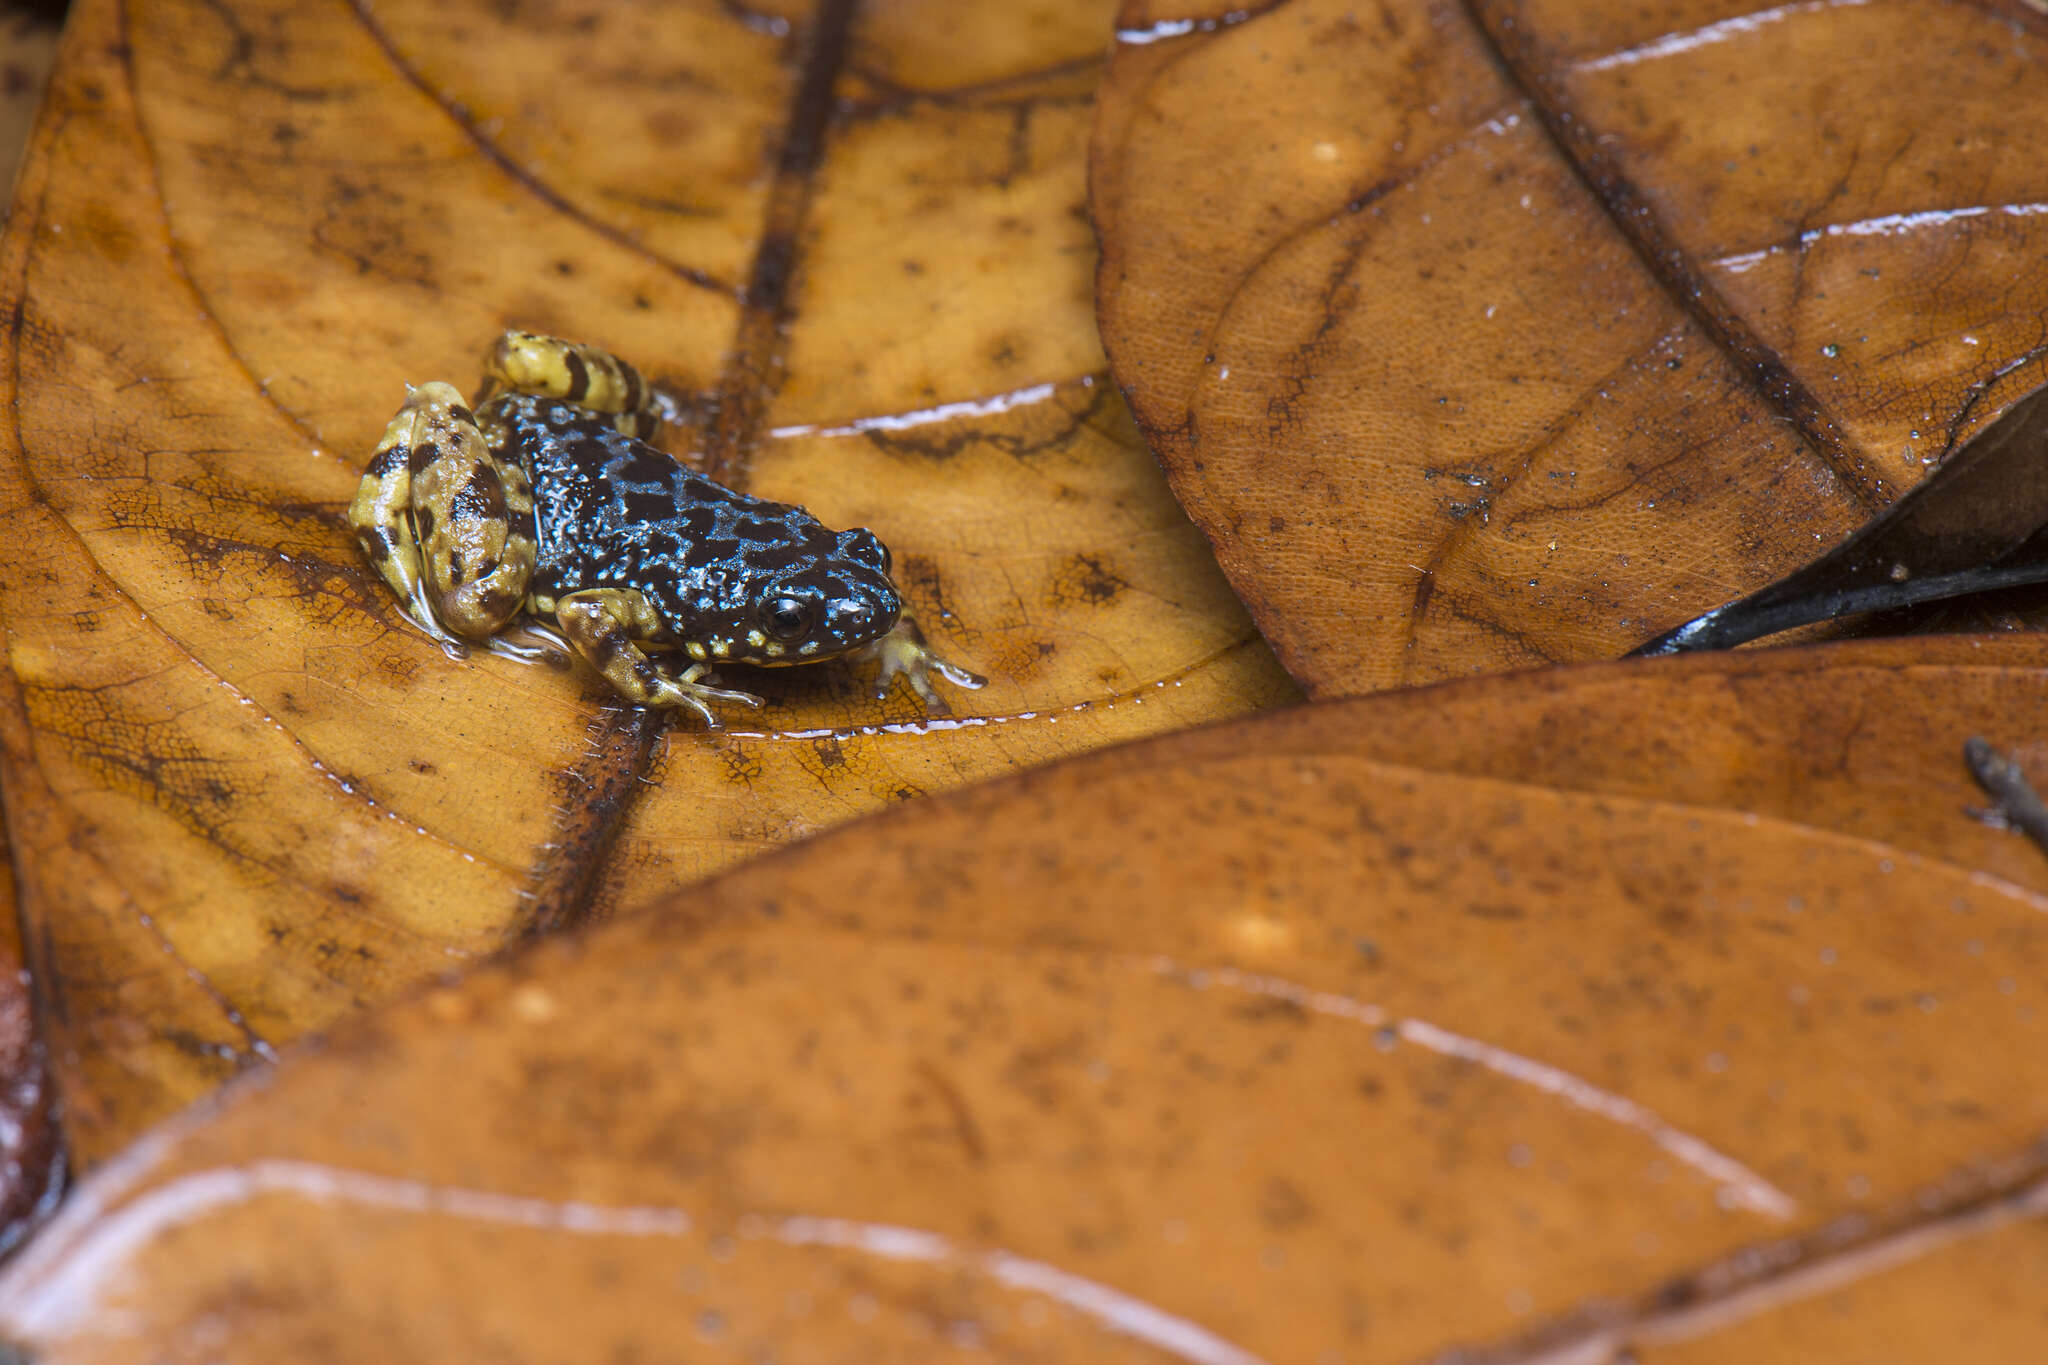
[5,636,2048,1360]
[1093,0,2048,693]
[0,0,1293,1165]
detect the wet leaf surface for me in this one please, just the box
[0,0,1295,1165]
[6,635,2048,1362]
[1092,0,2048,696]
[1635,380,2048,654]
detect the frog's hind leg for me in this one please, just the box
[403,382,538,640]
[480,330,661,440]
[555,588,763,727]
[350,393,469,659]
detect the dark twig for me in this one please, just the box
[1963,736,2048,854]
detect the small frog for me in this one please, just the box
[349,330,982,725]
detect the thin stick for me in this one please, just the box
[1963,736,2048,854]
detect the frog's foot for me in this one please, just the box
[397,583,470,661]
[556,587,764,726]
[860,616,985,716]
[482,618,574,667]
[670,664,766,728]
[478,634,554,665]
[516,619,573,652]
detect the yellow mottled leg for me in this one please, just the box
[350,393,467,657]
[857,615,986,716]
[556,588,762,726]
[402,382,537,639]
[481,330,661,440]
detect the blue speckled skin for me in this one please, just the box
[485,394,903,664]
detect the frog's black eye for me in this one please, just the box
[763,595,815,640]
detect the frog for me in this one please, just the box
[349,330,982,726]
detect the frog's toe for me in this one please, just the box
[654,662,760,728]
[675,663,764,708]
[675,692,722,729]
[927,656,988,691]
[479,635,555,665]
[674,682,763,729]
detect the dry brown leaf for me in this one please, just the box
[1093,0,2048,695]
[0,0,1295,1166]
[5,635,2048,1361]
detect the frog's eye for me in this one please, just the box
[763,595,816,640]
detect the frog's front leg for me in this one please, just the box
[402,382,538,639]
[860,615,986,717]
[555,588,763,726]
[481,330,660,441]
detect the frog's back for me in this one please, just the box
[490,394,839,616]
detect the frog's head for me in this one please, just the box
[719,527,902,666]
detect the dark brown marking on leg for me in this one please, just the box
[356,527,395,564]
[366,444,407,478]
[408,440,439,475]
[413,505,436,542]
[474,584,518,620]
[449,470,507,522]
[592,626,629,669]
[458,554,499,586]
[562,349,590,402]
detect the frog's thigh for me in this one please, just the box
[405,382,537,636]
[350,391,465,651]
[484,330,658,440]
[555,588,762,725]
